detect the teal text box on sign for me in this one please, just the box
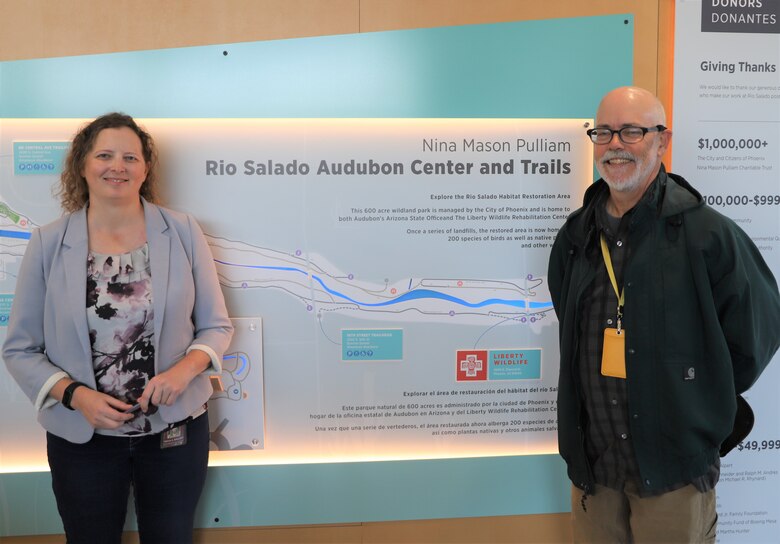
[0,294,13,327]
[342,329,403,361]
[489,349,542,380]
[13,141,68,175]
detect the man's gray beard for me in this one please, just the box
[597,150,656,193]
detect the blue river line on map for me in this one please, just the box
[214,258,551,311]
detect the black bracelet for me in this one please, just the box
[62,381,88,410]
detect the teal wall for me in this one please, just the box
[0,16,631,119]
[0,15,632,535]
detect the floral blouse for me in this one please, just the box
[86,244,166,436]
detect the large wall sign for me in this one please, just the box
[673,2,780,543]
[0,118,591,467]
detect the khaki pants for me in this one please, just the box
[570,482,717,543]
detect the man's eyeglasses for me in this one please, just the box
[586,125,667,145]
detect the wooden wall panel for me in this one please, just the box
[0,514,570,544]
[0,0,359,60]
[362,513,571,544]
[657,0,677,167]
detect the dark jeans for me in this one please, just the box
[46,412,209,544]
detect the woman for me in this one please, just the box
[2,113,233,543]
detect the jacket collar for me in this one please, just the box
[143,198,171,352]
[563,165,703,249]
[62,208,91,359]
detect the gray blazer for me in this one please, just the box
[2,199,234,443]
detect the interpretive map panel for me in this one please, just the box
[0,118,592,467]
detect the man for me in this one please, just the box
[548,86,780,542]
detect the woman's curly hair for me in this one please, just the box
[56,113,160,212]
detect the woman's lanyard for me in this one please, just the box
[600,233,624,332]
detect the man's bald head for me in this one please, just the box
[596,86,667,127]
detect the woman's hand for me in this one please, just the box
[69,387,136,430]
[138,350,211,412]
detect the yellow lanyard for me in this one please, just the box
[600,233,624,331]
